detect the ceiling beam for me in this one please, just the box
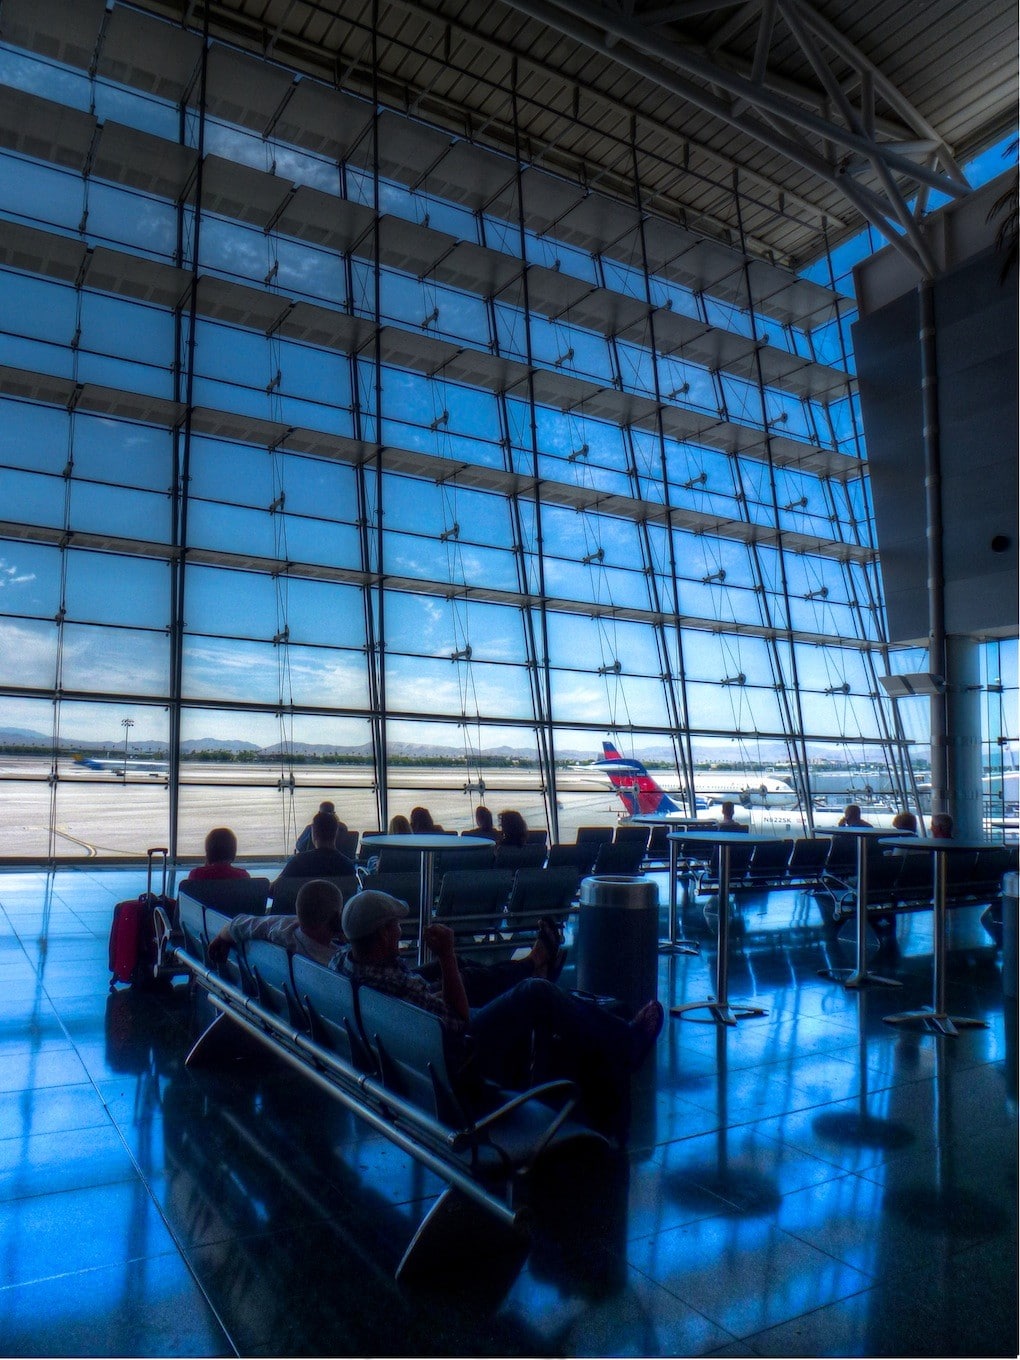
[503,0,971,276]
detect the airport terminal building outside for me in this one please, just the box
[0,0,1016,860]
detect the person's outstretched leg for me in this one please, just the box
[418,920,566,1007]
[468,977,663,1087]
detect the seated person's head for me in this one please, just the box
[720,801,736,821]
[843,804,863,825]
[388,813,412,835]
[930,812,954,838]
[295,879,344,941]
[205,826,237,864]
[409,806,434,834]
[311,810,340,848]
[342,890,408,959]
[892,810,918,832]
[474,805,494,834]
[318,801,336,815]
[498,808,528,846]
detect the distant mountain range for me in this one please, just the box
[0,727,678,762]
[0,726,920,769]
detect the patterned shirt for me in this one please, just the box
[330,946,465,1032]
[227,914,338,967]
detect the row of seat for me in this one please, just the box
[172,896,605,1278]
[178,864,580,961]
[675,836,833,891]
[830,845,1017,918]
[363,837,652,878]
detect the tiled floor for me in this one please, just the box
[0,864,1016,1357]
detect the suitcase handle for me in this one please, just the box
[146,847,170,901]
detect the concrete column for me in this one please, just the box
[945,636,984,839]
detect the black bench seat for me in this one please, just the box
[170,940,607,1281]
[831,845,1017,925]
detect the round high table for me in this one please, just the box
[881,837,991,1036]
[361,833,494,965]
[628,819,702,954]
[669,831,771,1026]
[817,827,902,989]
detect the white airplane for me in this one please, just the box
[73,754,168,777]
[593,742,799,813]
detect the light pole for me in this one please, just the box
[121,718,134,775]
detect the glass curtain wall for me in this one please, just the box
[0,2,921,858]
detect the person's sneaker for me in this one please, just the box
[628,999,664,1070]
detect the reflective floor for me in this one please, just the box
[0,865,1016,1357]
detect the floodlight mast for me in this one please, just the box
[503,0,970,278]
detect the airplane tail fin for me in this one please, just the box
[596,742,684,816]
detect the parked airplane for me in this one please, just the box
[73,754,168,777]
[593,742,799,816]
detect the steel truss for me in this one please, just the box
[502,0,970,277]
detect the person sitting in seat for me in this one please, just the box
[892,810,918,833]
[295,801,340,854]
[471,805,494,837]
[272,811,356,894]
[188,827,250,881]
[334,891,565,1006]
[931,812,954,838]
[333,891,663,1133]
[388,814,412,834]
[497,808,529,847]
[837,804,872,828]
[716,801,747,832]
[208,879,344,968]
[409,806,443,833]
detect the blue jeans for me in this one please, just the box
[467,977,633,1090]
[416,955,534,1007]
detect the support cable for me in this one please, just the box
[629,120,699,817]
[369,0,389,831]
[167,10,211,860]
[730,169,815,830]
[509,59,559,839]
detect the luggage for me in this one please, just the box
[108,847,176,990]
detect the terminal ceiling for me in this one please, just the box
[138,0,1018,274]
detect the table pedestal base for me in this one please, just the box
[660,939,700,956]
[883,1007,987,1037]
[670,997,768,1027]
[819,965,901,989]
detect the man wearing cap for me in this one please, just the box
[334,890,563,1021]
[208,879,344,969]
[334,890,664,1125]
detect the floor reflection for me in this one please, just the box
[0,865,1015,1357]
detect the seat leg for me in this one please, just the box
[395,1186,529,1284]
[184,1009,266,1067]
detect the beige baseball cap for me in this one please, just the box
[341,890,409,941]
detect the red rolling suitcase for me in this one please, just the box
[108,847,174,989]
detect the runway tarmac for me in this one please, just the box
[0,759,620,859]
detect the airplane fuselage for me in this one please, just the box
[74,756,167,777]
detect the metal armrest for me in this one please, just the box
[449,1077,579,1162]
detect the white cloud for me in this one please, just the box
[0,557,36,588]
[0,619,55,683]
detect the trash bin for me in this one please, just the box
[575,875,659,1018]
[1003,871,1018,1001]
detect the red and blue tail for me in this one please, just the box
[594,742,684,816]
